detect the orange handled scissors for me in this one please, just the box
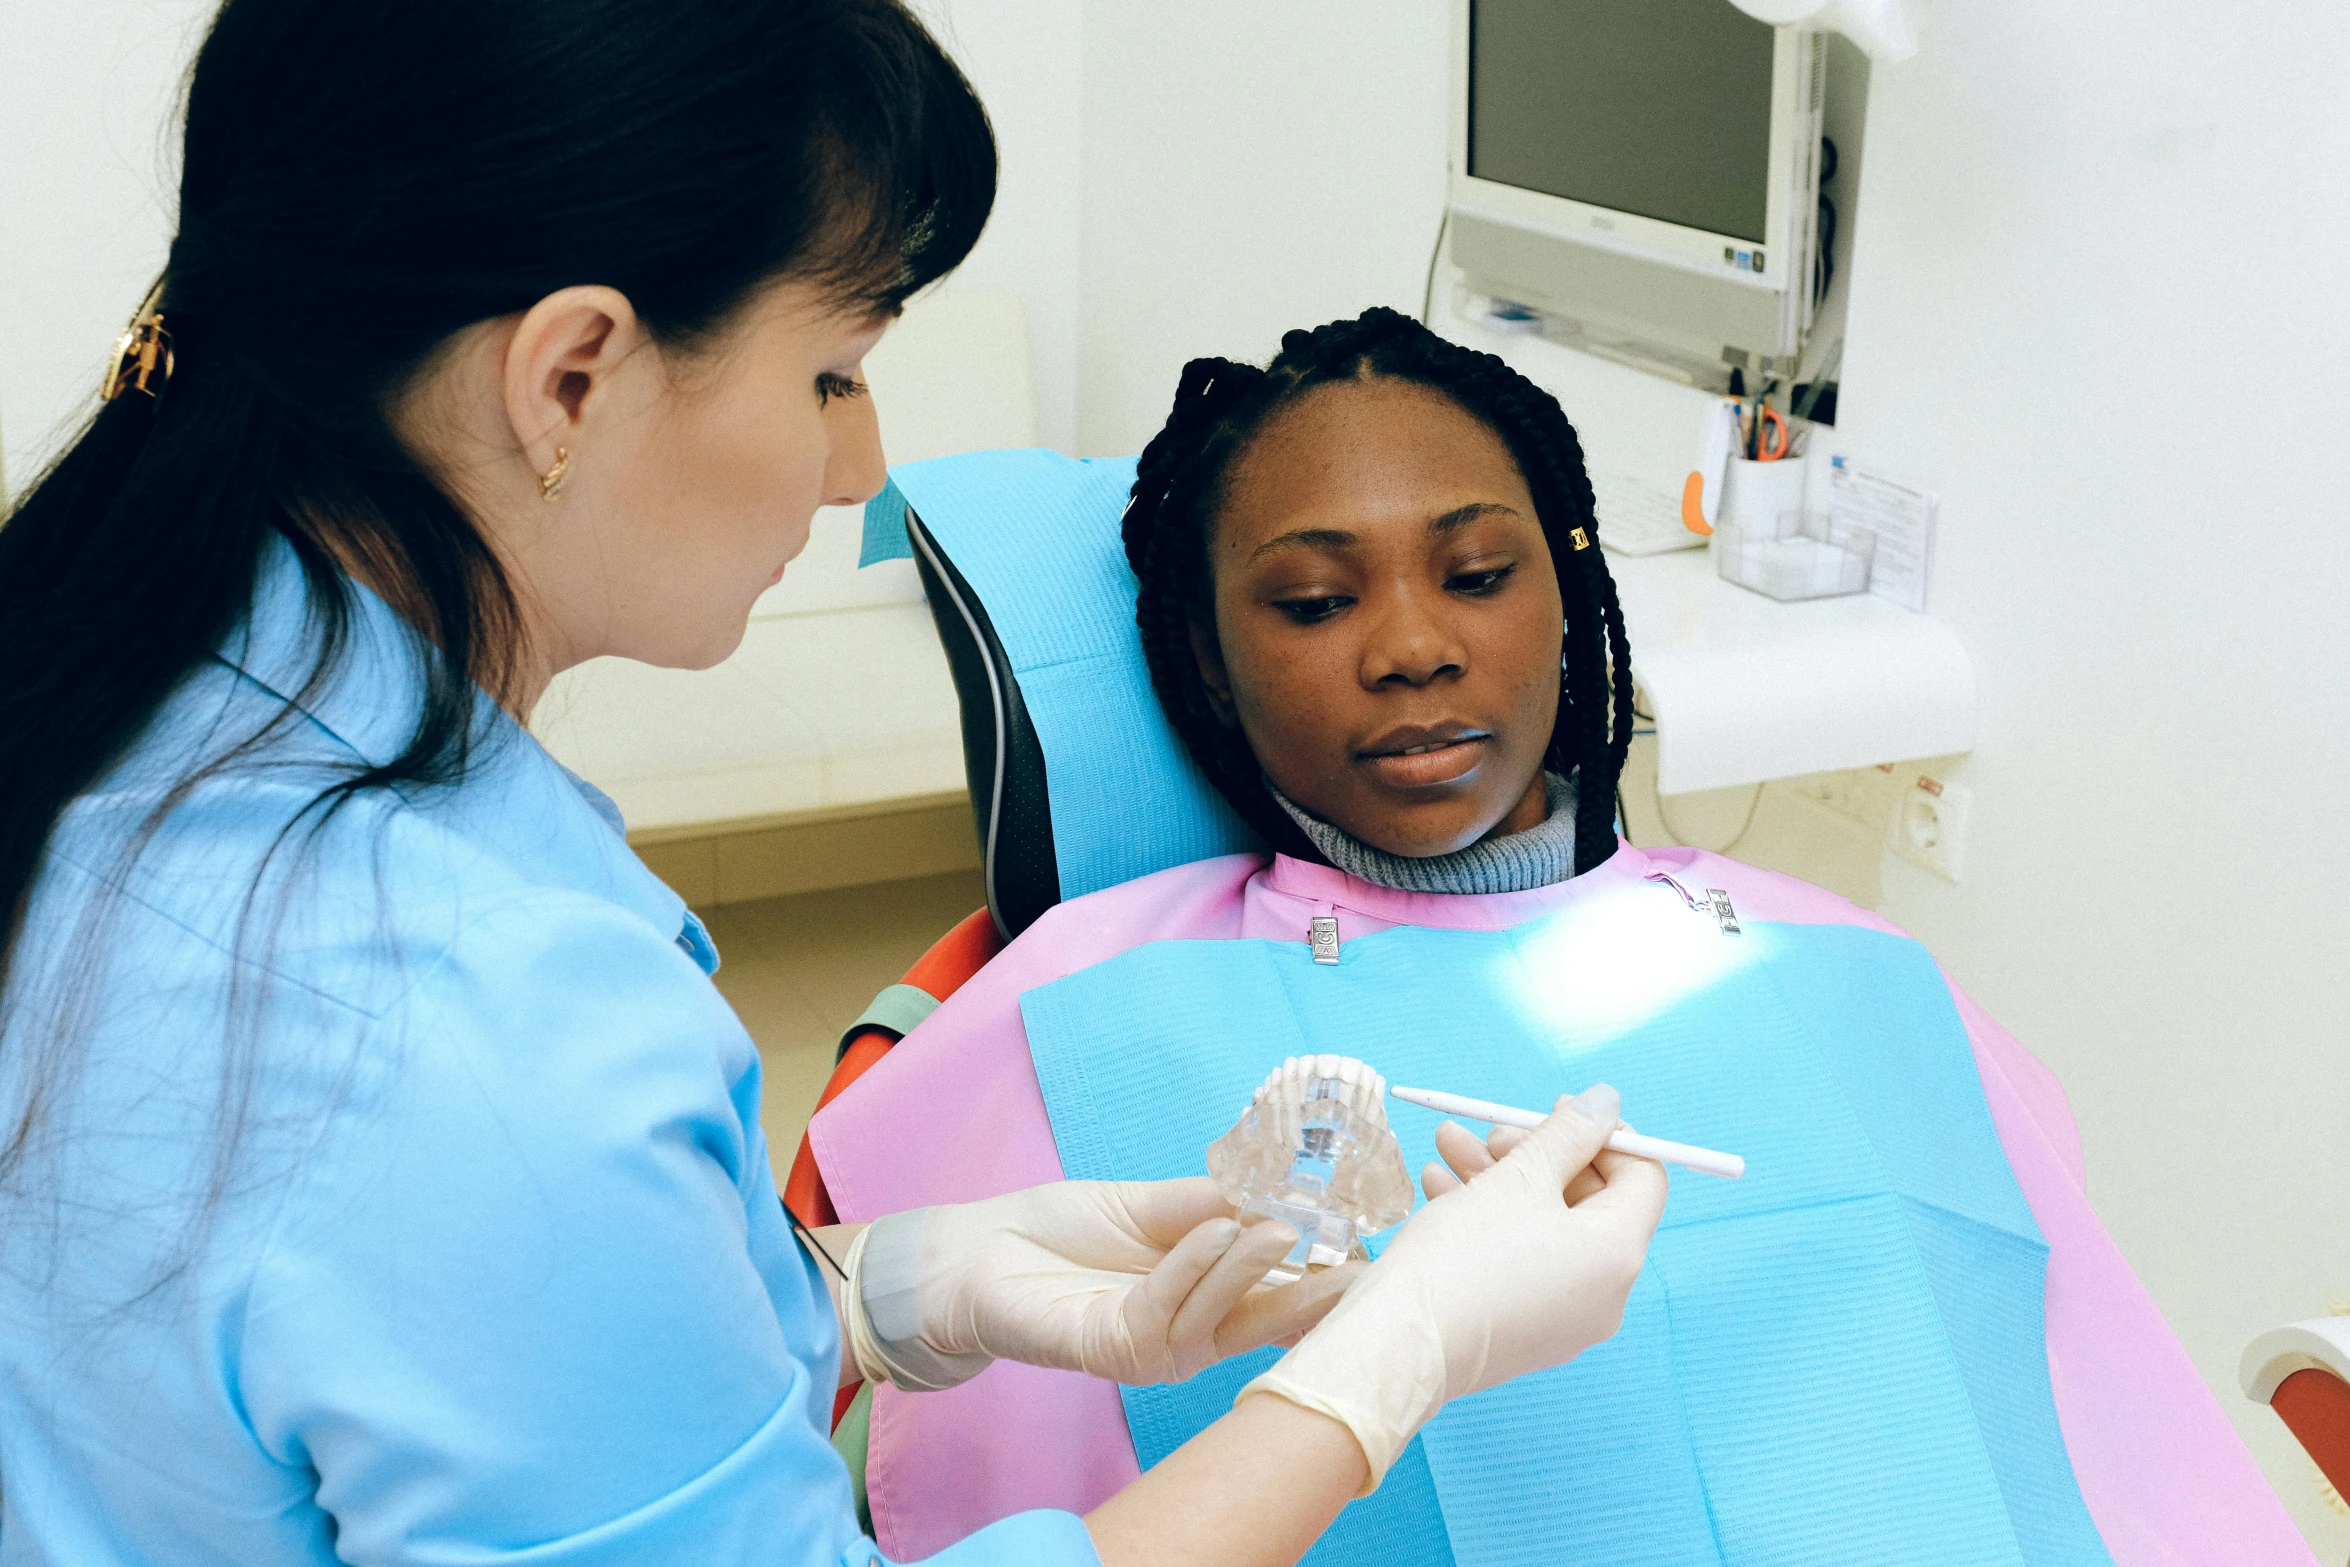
[1745,403,1791,463]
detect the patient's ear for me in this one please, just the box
[1189,620,1239,728]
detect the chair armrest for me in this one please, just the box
[2241,1317,2350,1403]
[2243,1317,2350,1502]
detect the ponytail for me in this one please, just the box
[0,328,275,925]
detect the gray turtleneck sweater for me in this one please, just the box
[1269,771,1582,895]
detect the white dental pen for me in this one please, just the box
[1388,1086,1746,1180]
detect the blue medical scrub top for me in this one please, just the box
[0,538,1095,1567]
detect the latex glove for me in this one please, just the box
[1238,1085,1667,1490]
[840,1177,1357,1391]
[1420,1117,1605,1206]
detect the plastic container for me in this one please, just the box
[1717,453,1808,539]
[1715,508,1875,601]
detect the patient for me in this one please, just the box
[810,309,2311,1566]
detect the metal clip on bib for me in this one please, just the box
[1647,869,1743,936]
[1707,889,1742,936]
[1308,915,1341,965]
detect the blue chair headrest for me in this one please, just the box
[865,449,1257,937]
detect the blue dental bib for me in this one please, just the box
[1019,886,2113,1566]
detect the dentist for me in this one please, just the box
[0,2,1664,1564]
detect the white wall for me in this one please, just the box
[1073,1,1450,456]
[1064,2,2350,1553]
[911,0,1083,455]
[0,0,212,493]
[0,0,1083,487]
[1849,6,2350,1549]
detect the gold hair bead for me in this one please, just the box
[100,281,173,403]
[538,446,572,502]
[1569,527,1590,551]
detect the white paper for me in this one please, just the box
[1828,456,1937,613]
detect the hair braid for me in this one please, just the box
[1121,358,1261,576]
[1122,358,1321,856]
[1457,366,1631,873]
[1123,306,1634,874]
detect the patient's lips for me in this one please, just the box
[1358,721,1490,788]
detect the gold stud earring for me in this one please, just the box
[539,446,572,502]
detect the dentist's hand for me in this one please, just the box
[1238,1085,1667,1490]
[841,1178,1358,1391]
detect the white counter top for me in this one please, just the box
[531,599,966,833]
[1610,545,1977,794]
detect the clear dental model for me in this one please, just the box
[1206,1054,1413,1284]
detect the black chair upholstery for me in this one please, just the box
[908,507,1063,940]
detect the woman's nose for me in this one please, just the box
[823,387,888,509]
[1362,592,1467,689]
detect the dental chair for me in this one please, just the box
[782,454,2327,1566]
[780,450,1249,1196]
[781,449,1249,1435]
[2241,1317,2350,1533]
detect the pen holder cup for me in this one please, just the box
[1717,454,1809,539]
[1714,509,1875,602]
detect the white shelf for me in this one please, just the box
[1609,546,1976,794]
[532,601,966,834]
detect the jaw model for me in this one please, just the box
[1206,1054,1414,1285]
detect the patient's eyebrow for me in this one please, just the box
[1429,501,1520,534]
[1247,503,1522,561]
[1249,526,1358,561]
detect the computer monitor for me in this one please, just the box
[1449,0,1826,391]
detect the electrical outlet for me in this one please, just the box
[1889,774,1970,882]
[1788,767,1895,831]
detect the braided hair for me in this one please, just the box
[1121,306,1634,875]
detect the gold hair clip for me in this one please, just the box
[101,280,173,403]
